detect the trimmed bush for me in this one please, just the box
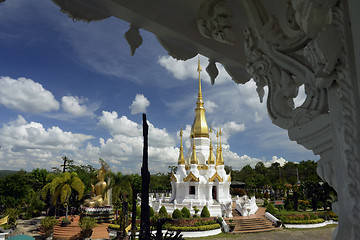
[40,216,58,238]
[200,206,210,218]
[172,209,183,219]
[263,199,269,207]
[159,206,168,218]
[79,217,97,231]
[193,206,200,216]
[181,207,191,218]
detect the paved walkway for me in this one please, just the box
[186,226,336,240]
[53,216,110,239]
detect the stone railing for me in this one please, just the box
[265,212,281,227]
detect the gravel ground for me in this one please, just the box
[185,226,336,240]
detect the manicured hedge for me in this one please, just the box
[108,224,120,229]
[283,219,325,224]
[167,223,221,231]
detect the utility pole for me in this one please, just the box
[139,113,150,240]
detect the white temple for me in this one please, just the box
[166,59,232,217]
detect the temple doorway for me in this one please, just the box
[212,186,217,201]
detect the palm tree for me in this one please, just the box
[105,172,132,235]
[42,172,85,220]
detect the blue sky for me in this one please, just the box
[0,0,317,173]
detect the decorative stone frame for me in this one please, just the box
[47,0,360,239]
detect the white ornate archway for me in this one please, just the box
[44,0,360,239]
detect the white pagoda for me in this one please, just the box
[168,59,232,217]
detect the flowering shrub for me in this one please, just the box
[283,219,325,224]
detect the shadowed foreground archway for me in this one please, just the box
[38,0,360,239]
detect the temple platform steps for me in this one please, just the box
[225,207,278,234]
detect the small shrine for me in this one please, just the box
[82,159,114,222]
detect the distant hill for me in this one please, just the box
[0,170,17,178]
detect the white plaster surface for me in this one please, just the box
[283,220,338,229]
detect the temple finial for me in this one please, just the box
[208,126,215,165]
[197,56,203,103]
[190,138,198,164]
[216,128,224,166]
[178,126,185,165]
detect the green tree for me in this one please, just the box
[29,168,49,192]
[254,162,266,175]
[0,171,30,208]
[224,165,233,174]
[150,173,171,191]
[42,172,84,219]
[106,172,132,221]
[68,165,97,194]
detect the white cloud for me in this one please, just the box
[129,94,150,115]
[254,112,262,123]
[0,115,93,151]
[98,111,141,137]
[158,55,231,85]
[212,121,246,144]
[204,100,218,113]
[0,76,59,113]
[61,95,90,116]
[0,115,93,170]
[264,156,288,167]
[96,111,178,172]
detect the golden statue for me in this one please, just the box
[84,159,110,207]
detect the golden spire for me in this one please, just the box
[208,127,215,165]
[197,57,202,102]
[178,126,185,165]
[190,138,198,164]
[216,128,224,166]
[190,56,209,139]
